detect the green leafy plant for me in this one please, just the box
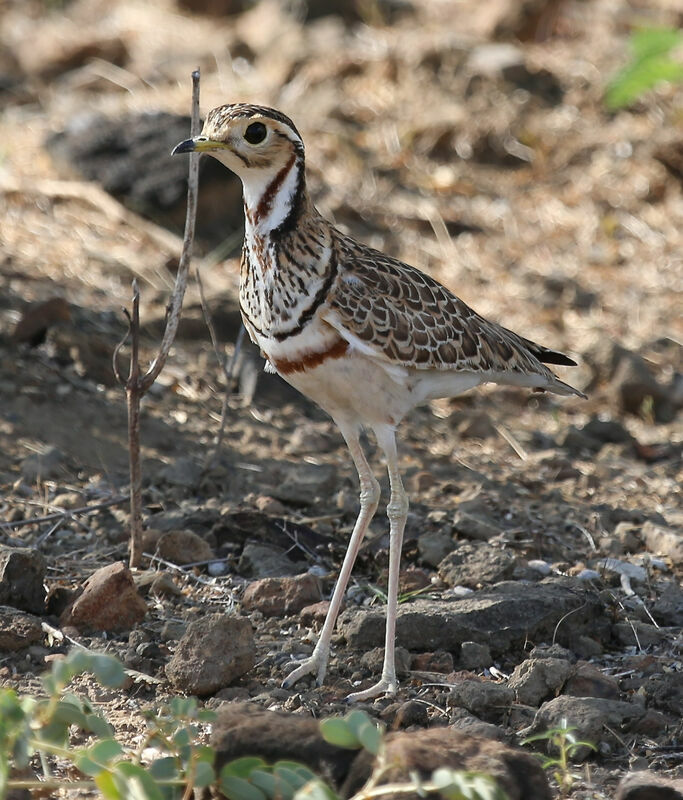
[522,719,597,796]
[1,652,506,800]
[0,649,216,799]
[605,27,683,110]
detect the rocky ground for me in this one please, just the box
[0,0,682,797]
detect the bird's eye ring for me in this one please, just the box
[244,122,267,144]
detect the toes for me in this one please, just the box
[346,678,398,703]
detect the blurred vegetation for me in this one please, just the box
[605,27,683,109]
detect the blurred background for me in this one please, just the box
[0,0,680,489]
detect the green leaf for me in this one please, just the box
[76,754,105,778]
[221,757,268,779]
[172,727,191,763]
[13,734,31,770]
[294,778,339,800]
[85,712,115,738]
[169,697,198,719]
[95,769,124,800]
[90,654,128,687]
[605,27,683,109]
[632,27,683,59]
[193,760,215,789]
[114,762,165,800]
[51,700,88,729]
[319,718,360,750]
[432,769,506,800]
[51,658,73,688]
[356,721,381,755]
[221,775,269,800]
[148,757,178,781]
[36,718,70,748]
[344,712,381,755]
[274,766,308,791]
[249,769,279,798]
[273,763,317,791]
[75,738,124,777]
[195,745,214,766]
[90,738,124,763]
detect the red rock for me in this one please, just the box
[156,530,215,565]
[242,573,321,617]
[61,562,147,632]
[165,615,255,695]
[300,600,334,625]
[411,650,454,673]
[12,297,71,346]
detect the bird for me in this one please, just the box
[173,103,585,702]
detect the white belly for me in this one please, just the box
[278,351,485,428]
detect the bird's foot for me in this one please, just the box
[346,675,398,703]
[282,650,329,689]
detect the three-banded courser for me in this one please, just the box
[174,104,584,701]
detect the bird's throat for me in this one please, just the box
[243,154,305,237]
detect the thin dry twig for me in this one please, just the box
[0,495,128,532]
[114,69,201,568]
[197,264,247,469]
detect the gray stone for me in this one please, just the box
[165,614,255,695]
[160,620,187,641]
[459,641,492,670]
[270,463,338,505]
[20,445,64,482]
[341,580,604,657]
[610,348,675,422]
[438,542,515,587]
[615,771,683,800]
[564,661,620,700]
[456,412,497,439]
[238,542,299,578]
[452,508,501,541]
[449,679,514,723]
[527,696,645,761]
[0,547,46,614]
[561,426,602,453]
[158,457,202,488]
[642,521,683,565]
[508,657,572,706]
[0,606,43,651]
[360,646,411,677]
[652,581,683,627]
[582,418,634,444]
[417,528,454,567]
[613,620,665,649]
[450,714,506,741]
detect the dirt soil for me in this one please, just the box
[0,0,682,797]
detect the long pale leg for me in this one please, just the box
[283,422,380,689]
[347,423,408,703]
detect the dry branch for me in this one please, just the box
[195,267,246,470]
[114,69,201,568]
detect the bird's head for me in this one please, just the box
[172,103,304,179]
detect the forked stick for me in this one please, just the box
[113,70,201,568]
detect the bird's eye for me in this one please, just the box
[244,122,267,144]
